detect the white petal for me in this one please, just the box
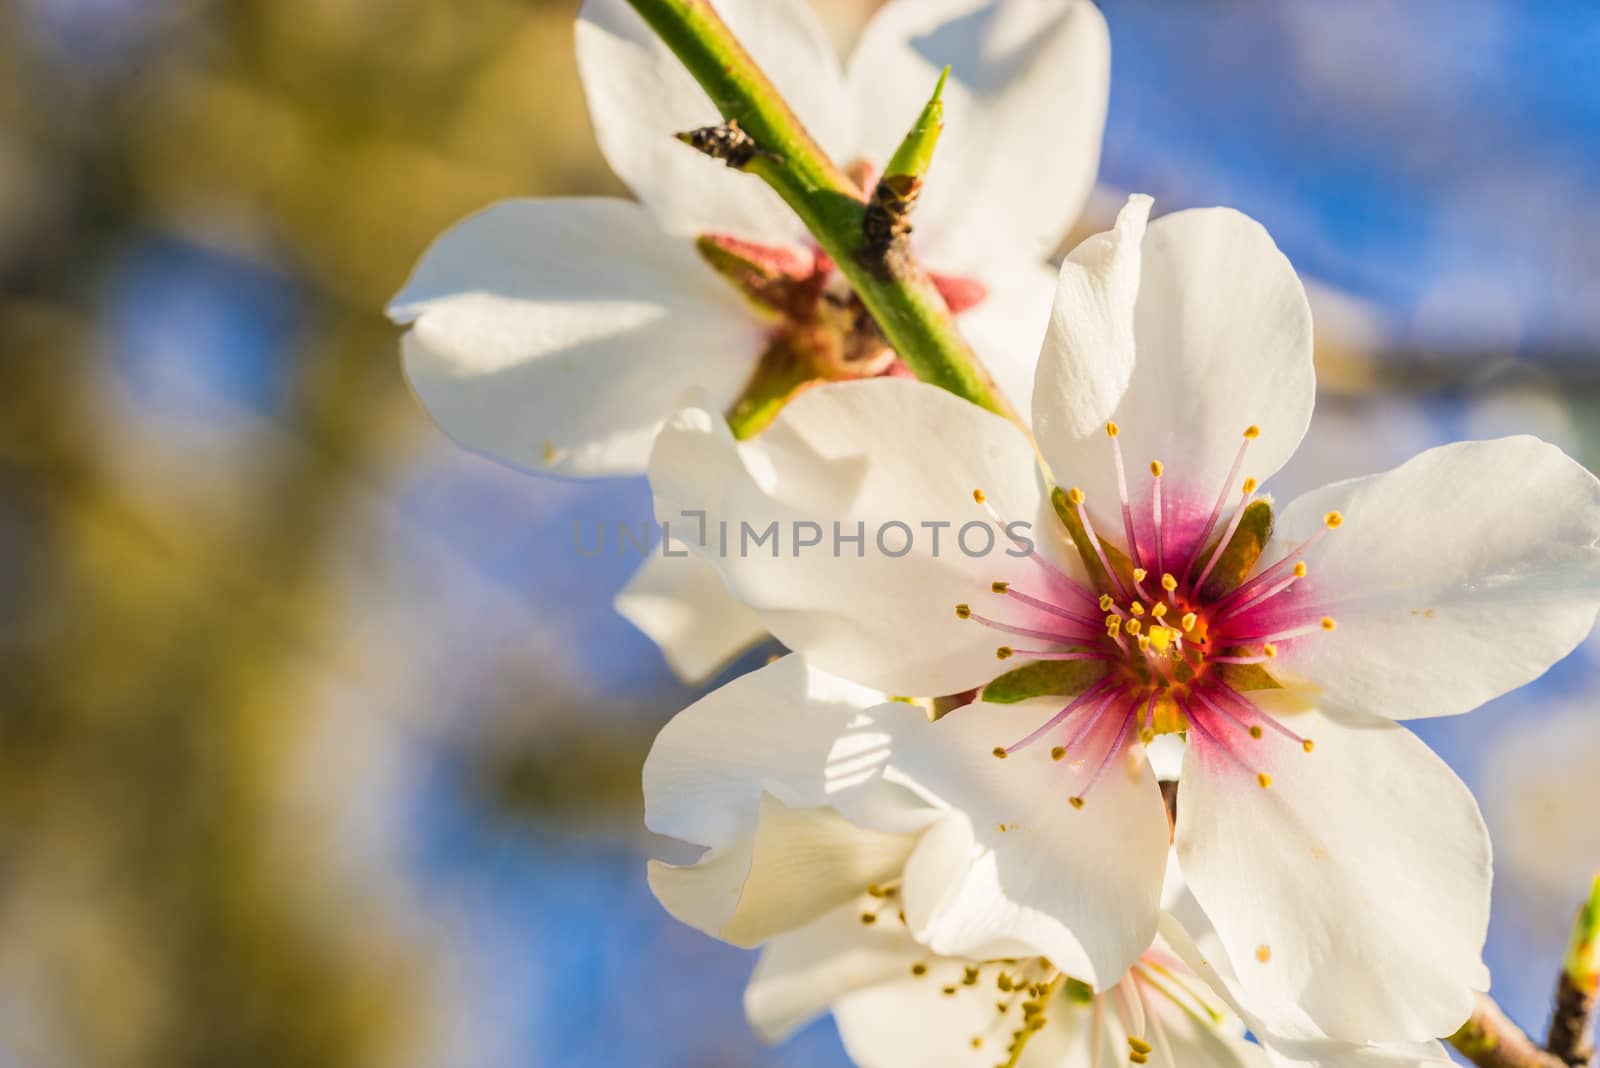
[615,546,766,683]
[577,0,850,244]
[1267,436,1600,720]
[848,0,1110,272]
[649,792,917,947]
[1157,912,1455,1068]
[958,263,1059,418]
[1033,199,1315,556]
[745,900,925,1044]
[390,198,764,477]
[647,377,1063,697]
[1174,702,1491,1044]
[890,702,1169,988]
[643,654,900,848]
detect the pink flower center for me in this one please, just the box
[961,423,1345,807]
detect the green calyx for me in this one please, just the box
[982,659,1107,705]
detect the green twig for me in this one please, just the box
[623,0,1016,422]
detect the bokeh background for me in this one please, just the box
[3,0,1598,1065]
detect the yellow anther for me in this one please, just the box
[1161,573,1178,592]
[1321,616,1337,631]
[1131,602,1146,616]
[1130,1053,1149,1065]
[1106,421,1120,437]
[1105,614,1122,631]
[1051,746,1066,761]
[1132,567,1148,582]
[1302,739,1315,753]
[1324,510,1344,528]
[1263,642,1278,658]
[1125,618,1142,635]
[996,646,1014,660]
[970,1037,982,1049]
[963,967,980,986]
[992,747,1007,760]
[1249,726,1263,739]
[1257,772,1273,789]
[1137,634,1152,652]
[1151,603,1168,619]
[997,974,1013,992]
[1148,626,1173,652]
[1150,460,1164,477]
[1242,477,1258,495]
[1067,487,1086,506]
[911,962,928,976]
[1293,561,1307,578]
[1244,425,1261,440]
[1256,944,1272,963]
[1069,796,1086,810]
[1181,612,1198,632]
[973,488,987,503]
[860,912,877,925]
[1099,594,1116,611]
[1129,1037,1153,1056]
[956,603,972,619]
[942,985,957,996]
[992,581,1010,593]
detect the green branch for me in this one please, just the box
[624,0,1017,422]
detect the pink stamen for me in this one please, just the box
[1192,489,1255,593]
[1076,497,1131,600]
[1213,569,1304,624]
[1203,684,1311,748]
[1004,650,1114,662]
[1000,586,1105,629]
[966,610,1095,646]
[1183,435,1253,584]
[980,498,1099,606]
[1003,679,1117,755]
[1151,469,1166,577]
[1109,434,1143,567]
[1073,697,1140,803]
[1214,526,1330,614]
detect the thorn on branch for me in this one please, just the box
[859,67,948,275]
[675,119,779,171]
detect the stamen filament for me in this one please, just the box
[1000,586,1105,629]
[1075,494,1131,601]
[964,610,1097,646]
[1183,431,1254,585]
[1002,679,1116,755]
[1192,487,1255,594]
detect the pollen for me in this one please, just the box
[1137,634,1152,652]
[1129,1038,1153,1056]
[1256,944,1272,963]
[911,962,928,976]
[1051,746,1066,761]
[1130,602,1146,616]
[1151,603,1168,620]
[1302,739,1315,753]
[1124,618,1142,635]
[1150,460,1164,477]
[1106,421,1120,437]
[1067,487,1085,506]
[973,489,986,504]
[1148,626,1173,652]
[860,912,877,925]
[1293,561,1308,578]
[1099,594,1115,612]
[1069,796,1086,810]
[1321,617,1337,631]
[1324,511,1344,528]
[1242,477,1258,494]
[1130,1053,1150,1065]
[1257,773,1273,789]
[992,747,1007,759]
[1132,567,1148,582]
[1244,425,1261,439]
[992,581,1010,593]
[956,603,971,619]
[1249,725,1263,739]
[1161,573,1178,592]
[996,646,1014,659]
[1180,612,1198,632]
[1263,642,1278,657]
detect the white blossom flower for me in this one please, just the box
[389,0,1109,682]
[646,194,1600,1044]
[644,655,1451,1066]
[388,0,1109,479]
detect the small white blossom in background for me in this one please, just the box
[387,0,1112,682]
[648,194,1600,1048]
